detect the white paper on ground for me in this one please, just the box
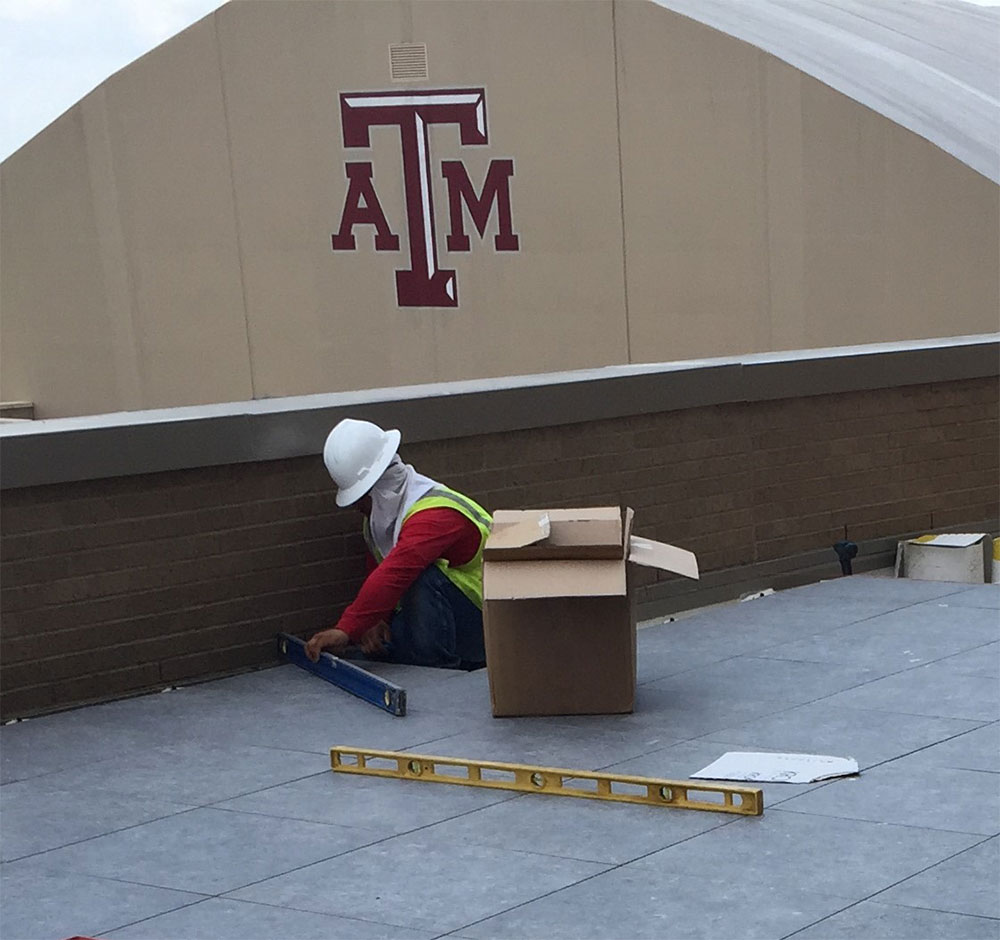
[691,751,860,784]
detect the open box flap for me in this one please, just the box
[628,535,700,580]
[485,513,551,551]
[622,507,635,560]
[485,507,623,560]
[484,559,627,599]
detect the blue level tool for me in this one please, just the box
[276,633,406,716]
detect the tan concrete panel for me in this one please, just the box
[98,15,253,409]
[0,107,121,417]
[616,3,770,363]
[790,77,1000,348]
[216,0,627,398]
[759,57,806,351]
[796,82,897,346]
[881,121,1000,341]
[80,89,144,412]
[752,55,999,354]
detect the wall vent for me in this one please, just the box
[390,43,428,81]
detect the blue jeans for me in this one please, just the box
[376,565,485,670]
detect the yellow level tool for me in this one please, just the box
[330,746,763,816]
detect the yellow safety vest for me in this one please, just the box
[363,486,492,609]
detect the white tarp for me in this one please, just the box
[649,0,1000,184]
[908,533,985,548]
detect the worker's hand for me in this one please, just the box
[305,628,350,662]
[359,621,391,656]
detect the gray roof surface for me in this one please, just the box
[2,575,998,939]
[651,0,1000,183]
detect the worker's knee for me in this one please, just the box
[389,566,476,668]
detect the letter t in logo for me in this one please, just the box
[333,89,490,307]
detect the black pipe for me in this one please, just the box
[833,540,859,576]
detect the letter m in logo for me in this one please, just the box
[442,160,518,253]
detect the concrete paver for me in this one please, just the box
[902,721,1000,774]
[107,898,437,940]
[791,900,1000,939]
[0,779,190,862]
[14,808,381,896]
[778,754,1000,835]
[700,701,984,769]
[457,864,852,939]
[227,834,610,933]
[213,769,518,837]
[874,837,1000,920]
[0,866,202,940]
[818,662,999,722]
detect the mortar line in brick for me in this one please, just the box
[1,532,362,591]
[0,493,344,541]
[0,519,355,572]
[0,579,359,638]
[0,555,364,617]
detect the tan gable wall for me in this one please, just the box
[1,0,997,418]
[0,16,255,415]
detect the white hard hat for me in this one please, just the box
[323,419,401,507]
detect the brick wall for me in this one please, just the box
[2,376,997,717]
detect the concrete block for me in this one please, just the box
[228,832,608,933]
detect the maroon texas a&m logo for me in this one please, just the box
[331,88,519,307]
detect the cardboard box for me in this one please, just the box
[894,533,993,584]
[482,507,699,717]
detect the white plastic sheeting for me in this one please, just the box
[650,0,1000,182]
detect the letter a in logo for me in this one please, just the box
[331,88,518,307]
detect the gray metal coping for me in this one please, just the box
[650,0,1000,184]
[0,334,997,490]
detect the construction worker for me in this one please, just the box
[305,418,492,670]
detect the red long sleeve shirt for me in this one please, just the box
[336,507,482,641]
